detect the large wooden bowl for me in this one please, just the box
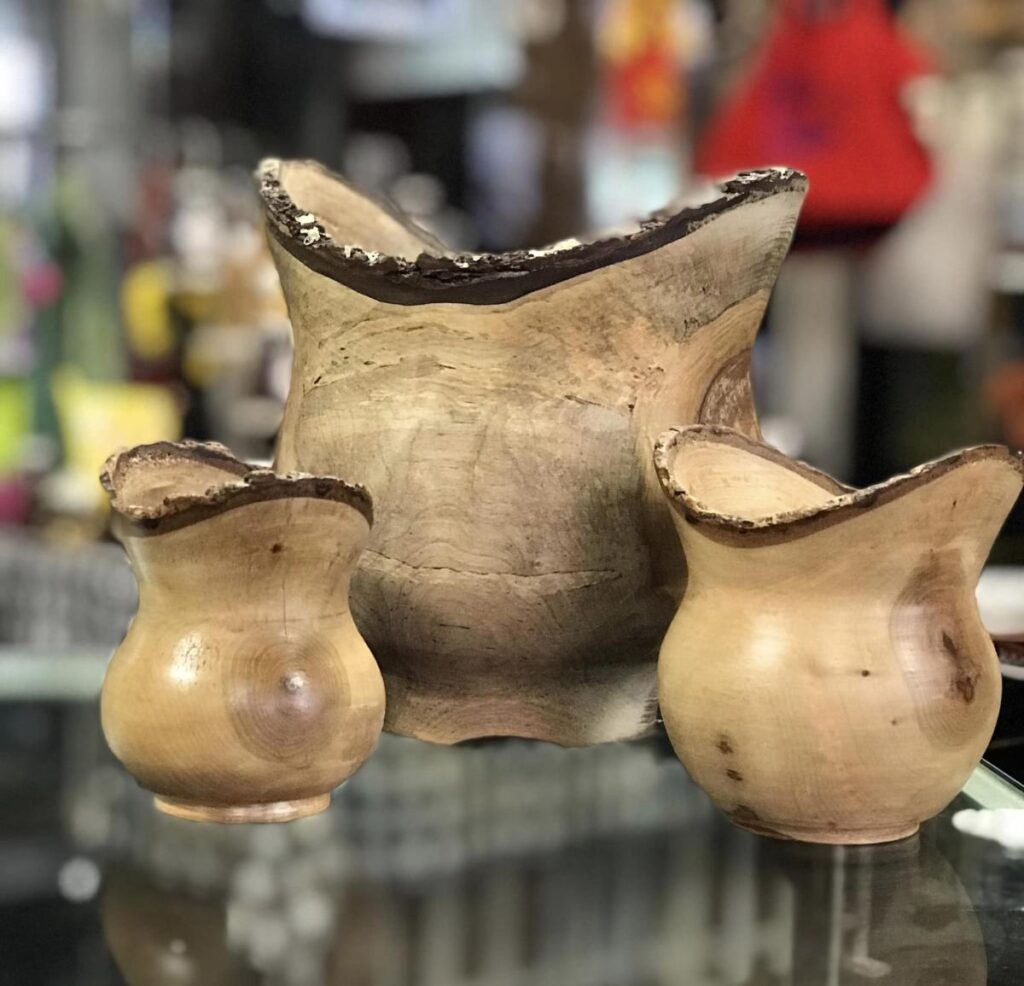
[259,157,808,745]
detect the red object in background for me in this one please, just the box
[20,262,62,308]
[696,0,935,235]
[0,478,32,525]
[607,43,684,128]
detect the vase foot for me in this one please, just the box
[381,668,659,746]
[153,794,331,824]
[729,815,921,845]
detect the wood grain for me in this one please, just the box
[261,158,807,746]
[654,425,1022,844]
[100,441,385,823]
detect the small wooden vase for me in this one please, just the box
[654,425,1022,844]
[100,441,385,823]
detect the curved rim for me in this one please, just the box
[257,158,808,306]
[101,440,373,531]
[654,424,1023,543]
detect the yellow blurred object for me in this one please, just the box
[959,0,1024,42]
[172,284,222,326]
[598,0,689,64]
[121,260,175,361]
[0,378,30,475]
[51,368,181,513]
[181,337,218,388]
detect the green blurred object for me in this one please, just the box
[0,377,30,476]
[53,168,126,382]
[0,219,27,341]
[26,167,128,460]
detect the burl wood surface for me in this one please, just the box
[262,159,806,746]
[100,442,384,823]
[655,425,1022,844]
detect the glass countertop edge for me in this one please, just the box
[964,760,1024,808]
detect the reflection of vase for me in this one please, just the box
[655,425,1022,843]
[260,157,807,746]
[102,868,257,986]
[767,836,986,986]
[100,441,385,823]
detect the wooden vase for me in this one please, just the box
[259,157,807,746]
[654,425,1022,844]
[100,441,385,823]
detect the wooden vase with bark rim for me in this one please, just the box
[100,440,384,824]
[654,424,1022,844]
[258,157,807,747]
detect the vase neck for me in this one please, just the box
[120,499,367,618]
[678,450,1021,597]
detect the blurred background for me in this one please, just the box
[1,0,1024,527]
[4,0,1024,982]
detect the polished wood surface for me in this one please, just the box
[655,425,1022,843]
[100,441,385,823]
[261,158,807,746]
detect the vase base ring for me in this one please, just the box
[153,794,331,824]
[730,816,921,845]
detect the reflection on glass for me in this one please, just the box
[102,868,256,986]
[100,801,986,986]
[766,837,985,986]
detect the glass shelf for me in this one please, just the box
[2,693,1023,986]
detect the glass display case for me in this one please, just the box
[2,674,1023,985]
